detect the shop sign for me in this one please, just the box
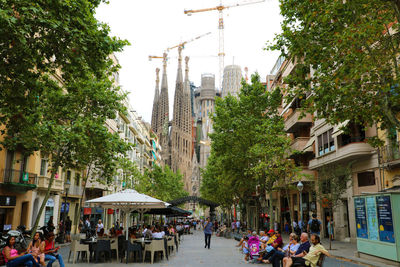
[354,197,368,239]
[60,202,70,213]
[366,196,379,241]
[84,208,91,215]
[46,198,55,207]
[95,207,103,214]
[376,195,395,243]
[0,196,16,206]
[22,172,29,182]
[107,209,114,215]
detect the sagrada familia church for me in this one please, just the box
[151,47,203,197]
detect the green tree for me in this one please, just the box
[201,74,298,229]
[136,165,188,202]
[269,0,400,144]
[0,0,129,236]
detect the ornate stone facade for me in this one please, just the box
[151,49,197,195]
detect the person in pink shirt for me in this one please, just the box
[3,236,38,267]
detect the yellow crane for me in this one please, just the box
[184,0,265,89]
[166,32,211,52]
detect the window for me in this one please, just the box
[317,129,335,156]
[66,170,71,184]
[357,172,376,187]
[40,159,48,176]
[75,173,80,186]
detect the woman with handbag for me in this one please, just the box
[43,232,64,267]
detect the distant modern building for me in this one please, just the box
[222,65,242,98]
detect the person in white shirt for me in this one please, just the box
[96,219,104,234]
[236,220,241,233]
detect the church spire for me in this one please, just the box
[151,68,160,133]
[176,46,183,85]
[155,68,160,101]
[161,52,168,90]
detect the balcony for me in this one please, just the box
[378,141,400,167]
[85,179,108,191]
[67,184,84,197]
[309,142,375,169]
[37,176,63,191]
[284,109,313,133]
[291,137,310,151]
[0,169,37,192]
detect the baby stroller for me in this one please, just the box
[248,235,260,262]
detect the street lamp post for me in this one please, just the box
[297,181,304,230]
[62,180,71,243]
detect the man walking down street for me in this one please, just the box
[236,220,241,233]
[307,214,322,236]
[204,217,213,249]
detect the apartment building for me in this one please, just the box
[266,55,400,242]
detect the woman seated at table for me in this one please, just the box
[97,228,106,237]
[129,228,140,239]
[152,227,164,239]
[109,228,117,238]
[116,227,123,236]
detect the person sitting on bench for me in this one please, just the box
[283,234,329,267]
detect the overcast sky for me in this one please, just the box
[95,0,282,122]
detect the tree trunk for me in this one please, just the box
[73,165,92,234]
[31,156,61,238]
[269,191,275,230]
[285,188,294,233]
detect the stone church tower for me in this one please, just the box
[171,47,193,192]
[151,49,195,193]
[152,53,171,167]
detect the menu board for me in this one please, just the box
[354,198,368,239]
[366,196,379,241]
[376,196,395,243]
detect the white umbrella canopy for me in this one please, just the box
[86,189,168,239]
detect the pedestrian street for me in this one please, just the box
[56,229,373,267]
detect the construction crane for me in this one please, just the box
[184,0,265,89]
[166,32,211,52]
[149,32,211,63]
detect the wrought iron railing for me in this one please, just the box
[378,141,400,164]
[0,169,37,185]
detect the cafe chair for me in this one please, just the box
[143,239,166,264]
[124,240,142,263]
[167,236,175,256]
[95,239,112,263]
[68,236,90,264]
[110,238,119,260]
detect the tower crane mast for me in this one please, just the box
[184,0,265,89]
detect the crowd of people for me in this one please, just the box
[235,214,330,267]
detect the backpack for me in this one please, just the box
[310,219,320,233]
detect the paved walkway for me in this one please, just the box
[59,229,248,267]
[55,230,398,266]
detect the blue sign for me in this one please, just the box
[354,198,368,239]
[61,202,70,213]
[366,196,379,241]
[376,196,395,243]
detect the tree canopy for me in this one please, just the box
[135,165,188,202]
[269,0,400,145]
[0,0,130,235]
[201,74,297,215]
